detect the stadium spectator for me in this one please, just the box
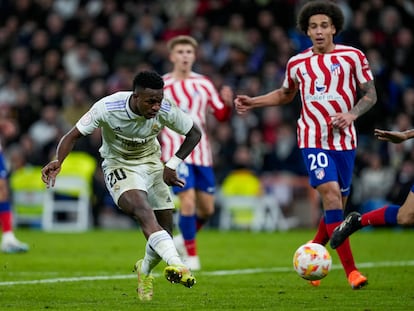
[40,70,201,301]
[235,1,375,289]
[44,12,66,49]
[29,29,50,63]
[358,152,394,212]
[262,122,307,177]
[113,35,145,70]
[42,49,66,81]
[28,104,69,151]
[61,86,90,126]
[130,12,163,55]
[62,41,104,82]
[386,155,414,206]
[246,127,267,175]
[160,35,233,271]
[107,12,130,52]
[211,123,237,184]
[245,28,267,74]
[385,113,413,168]
[198,25,231,71]
[220,144,263,229]
[223,13,249,51]
[221,144,262,196]
[90,27,116,71]
[160,15,191,42]
[16,133,43,167]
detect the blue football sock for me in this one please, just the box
[178,214,196,241]
[384,205,400,225]
[324,209,343,224]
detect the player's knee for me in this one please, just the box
[205,206,215,217]
[196,203,214,218]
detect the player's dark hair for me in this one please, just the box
[297,0,344,36]
[133,71,164,91]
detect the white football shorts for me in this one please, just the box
[102,158,174,210]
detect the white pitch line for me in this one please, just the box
[2,260,414,287]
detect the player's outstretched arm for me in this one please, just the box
[41,126,83,188]
[234,87,297,114]
[374,128,414,144]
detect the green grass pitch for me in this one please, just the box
[1,228,414,310]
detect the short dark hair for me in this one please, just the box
[132,71,164,91]
[297,0,344,36]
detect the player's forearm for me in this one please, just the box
[349,80,377,118]
[55,140,75,166]
[403,129,414,140]
[55,127,82,164]
[251,89,291,108]
[175,124,202,160]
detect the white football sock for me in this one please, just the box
[141,242,161,275]
[1,231,15,242]
[148,230,183,266]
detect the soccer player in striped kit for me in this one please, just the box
[235,1,377,289]
[160,35,233,271]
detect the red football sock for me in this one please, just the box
[361,206,387,226]
[184,239,197,257]
[0,210,12,232]
[195,216,206,232]
[326,222,356,276]
[312,216,329,245]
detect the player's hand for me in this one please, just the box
[330,112,356,129]
[163,167,185,188]
[41,160,61,188]
[234,95,252,114]
[374,129,406,144]
[220,85,234,107]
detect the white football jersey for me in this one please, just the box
[76,91,193,165]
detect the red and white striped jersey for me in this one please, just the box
[283,44,374,150]
[160,72,231,166]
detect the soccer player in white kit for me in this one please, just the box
[160,35,233,270]
[41,71,201,301]
[235,1,377,289]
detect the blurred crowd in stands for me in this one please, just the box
[1,0,414,228]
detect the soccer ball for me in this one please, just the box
[293,242,332,281]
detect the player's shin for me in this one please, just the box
[148,230,183,266]
[142,242,162,274]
